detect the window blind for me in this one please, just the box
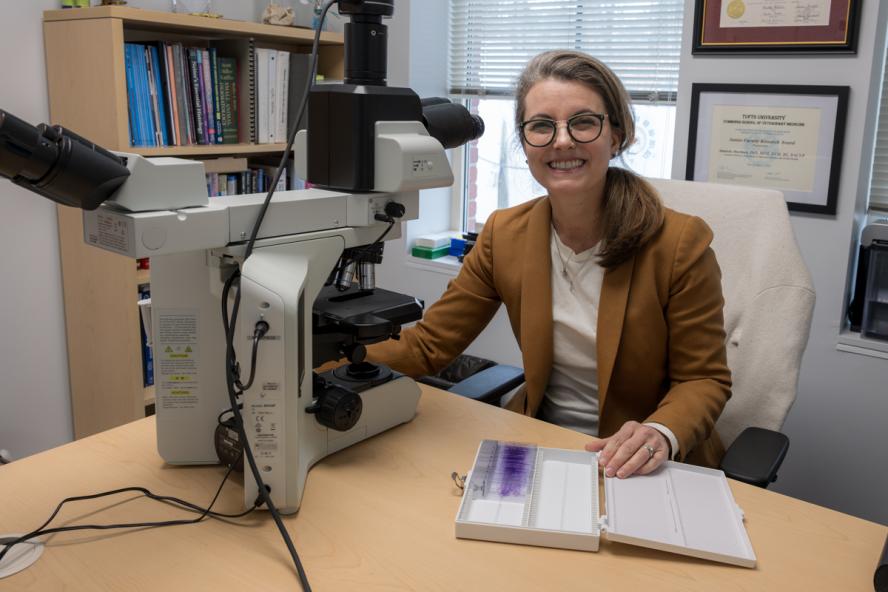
[448,0,684,102]
[870,54,888,210]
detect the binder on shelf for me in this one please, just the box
[214,38,257,143]
[256,47,271,144]
[275,50,289,143]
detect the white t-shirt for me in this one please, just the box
[538,227,679,458]
[537,230,604,436]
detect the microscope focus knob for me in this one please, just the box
[342,343,367,363]
[313,385,363,431]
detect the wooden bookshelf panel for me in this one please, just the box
[44,6,344,46]
[130,143,292,157]
[43,18,130,148]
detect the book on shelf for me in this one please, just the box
[124,43,152,147]
[123,41,239,147]
[208,47,224,144]
[172,42,195,145]
[217,56,239,145]
[124,43,140,146]
[205,163,288,197]
[189,47,207,144]
[199,49,213,144]
[122,37,321,149]
[161,43,180,146]
[147,45,170,147]
[137,284,153,388]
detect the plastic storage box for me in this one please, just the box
[455,440,756,568]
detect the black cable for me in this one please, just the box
[235,320,270,392]
[219,3,338,590]
[218,403,243,426]
[0,463,253,564]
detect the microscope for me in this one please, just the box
[0,0,483,514]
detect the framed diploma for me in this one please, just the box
[686,84,848,214]
[692,0,860,54]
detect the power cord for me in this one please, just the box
[218,2,339,590]
[0,463,258,565]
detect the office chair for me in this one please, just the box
[650,178,815,488]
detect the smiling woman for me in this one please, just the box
[367,50,732,481]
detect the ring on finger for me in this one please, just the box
[642,444,656,460]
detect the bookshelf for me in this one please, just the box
[43,6,344,439]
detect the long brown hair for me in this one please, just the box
[515,50,664,269]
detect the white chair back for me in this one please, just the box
[649,178,815,446]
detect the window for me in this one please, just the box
[869,38,888,212]
[449,0,684,231]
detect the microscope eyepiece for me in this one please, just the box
[420,99,485,149]
[0,109,130,210]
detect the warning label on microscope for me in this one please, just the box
[156,308,200,409]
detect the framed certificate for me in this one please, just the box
[686,84,849,215]
[692,0,860,54]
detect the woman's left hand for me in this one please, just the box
[584,421,669,478]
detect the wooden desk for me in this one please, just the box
[1,386,884,591]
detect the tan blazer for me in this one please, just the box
[368,196,732,467]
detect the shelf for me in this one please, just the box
[44,6,344,45]
[127,143,292,157]
[836,329,888,360]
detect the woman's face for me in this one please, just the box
[521,78,621,200]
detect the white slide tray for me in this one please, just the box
[455,440,756,568]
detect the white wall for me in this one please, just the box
[672,0,888,526]
[0,0,73,461]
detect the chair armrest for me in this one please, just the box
[876,533,888,592]
[719,427,789,488]
[448,365,524,405]
[417,375,456,391]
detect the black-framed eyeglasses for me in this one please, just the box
[519,112,608,147]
